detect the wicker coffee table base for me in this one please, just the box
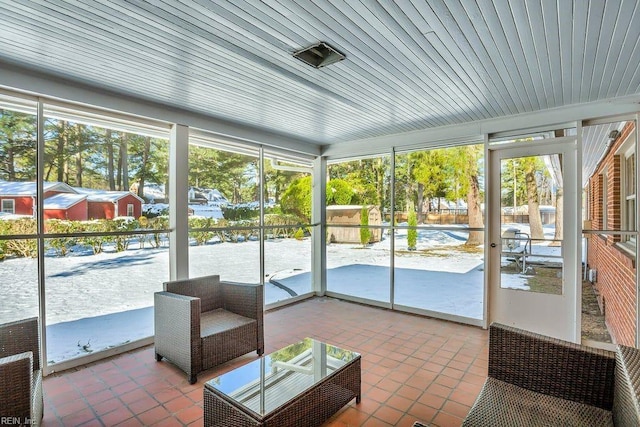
[204,357,361,427]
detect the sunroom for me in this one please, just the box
[1,1,639,425]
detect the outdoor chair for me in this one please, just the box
[154,275,264,384]
[0,317,44,426]
[461,323,640,426]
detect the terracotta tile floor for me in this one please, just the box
[42,297,489,426]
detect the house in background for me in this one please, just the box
[202,188,230,207]
[0,181,77,217]
[43,193,88,220]
[0,180,143,220]
[76,188,144,219]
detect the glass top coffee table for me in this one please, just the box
[203,338,361,427]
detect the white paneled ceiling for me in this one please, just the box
[0,0,639,148]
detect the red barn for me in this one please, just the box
[0,181,143,221]
[43,193,88,220]
[83,191,144,219]
[0,181,77,217]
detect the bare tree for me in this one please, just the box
[117,133,129,190]
[523,157,544,240]
[547,154,563,246]
[106,129,116,190]
[137,136,151,198]
[74,124,83,187]
[461,146,484,245]
[56,120,68,182]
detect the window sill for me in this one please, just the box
[614,242,636,267]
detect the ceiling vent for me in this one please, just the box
[293,42,345,68]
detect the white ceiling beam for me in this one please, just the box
[323,94,640,158]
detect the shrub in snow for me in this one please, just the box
[360,206,371,246]
[264,213,304,238]
[407,211,418,251]
[222,205,259,221]
[189,217,215,245]
[146,216,169,248]
[0,218,37,258]
[108,217,140,252]
[46,219,77,256]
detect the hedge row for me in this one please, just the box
[0,213,308,259]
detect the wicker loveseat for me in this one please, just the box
[462,323,640,426]
[154,275,264,384]
[0,317,44,426]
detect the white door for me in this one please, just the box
[488,138,580,342]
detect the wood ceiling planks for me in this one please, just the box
[0,0,638,145]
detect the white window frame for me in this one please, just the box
[601,170,608,230]
[618,131,636,248]
[1,199,15,214]
[127,203,134,217]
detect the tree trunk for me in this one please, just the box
[75,124,83,187]
[526,169,544,239]
[551,187,563,246]
[549,153,564,246]
[466,173,484,245]
[120,134,129,190]
[137,136,151,198]
[57,121,67,182]
[6,143,15,181]
[106,129,115,190]
[116,151,122,190]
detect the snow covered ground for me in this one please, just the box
[143,203,224,219]
[0,222,559,364]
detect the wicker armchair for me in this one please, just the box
[154,275,264,384]
[0,317,43,426]
[463,323,640,426]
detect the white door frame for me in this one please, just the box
[486,137,581,342]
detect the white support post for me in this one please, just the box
[389,149,395,308]
[259,147,265,286]
[36,99,47,373]
[312,156,327,295]
[169,124,189,280]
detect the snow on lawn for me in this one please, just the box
[189,204,224,219]
[142,202,224,219]
[1,226,488,363]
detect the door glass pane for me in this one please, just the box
[500,154,563,294]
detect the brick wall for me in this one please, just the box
[587,121,636,346]
[588,235,636,345]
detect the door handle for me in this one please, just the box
[490,243,496,248]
